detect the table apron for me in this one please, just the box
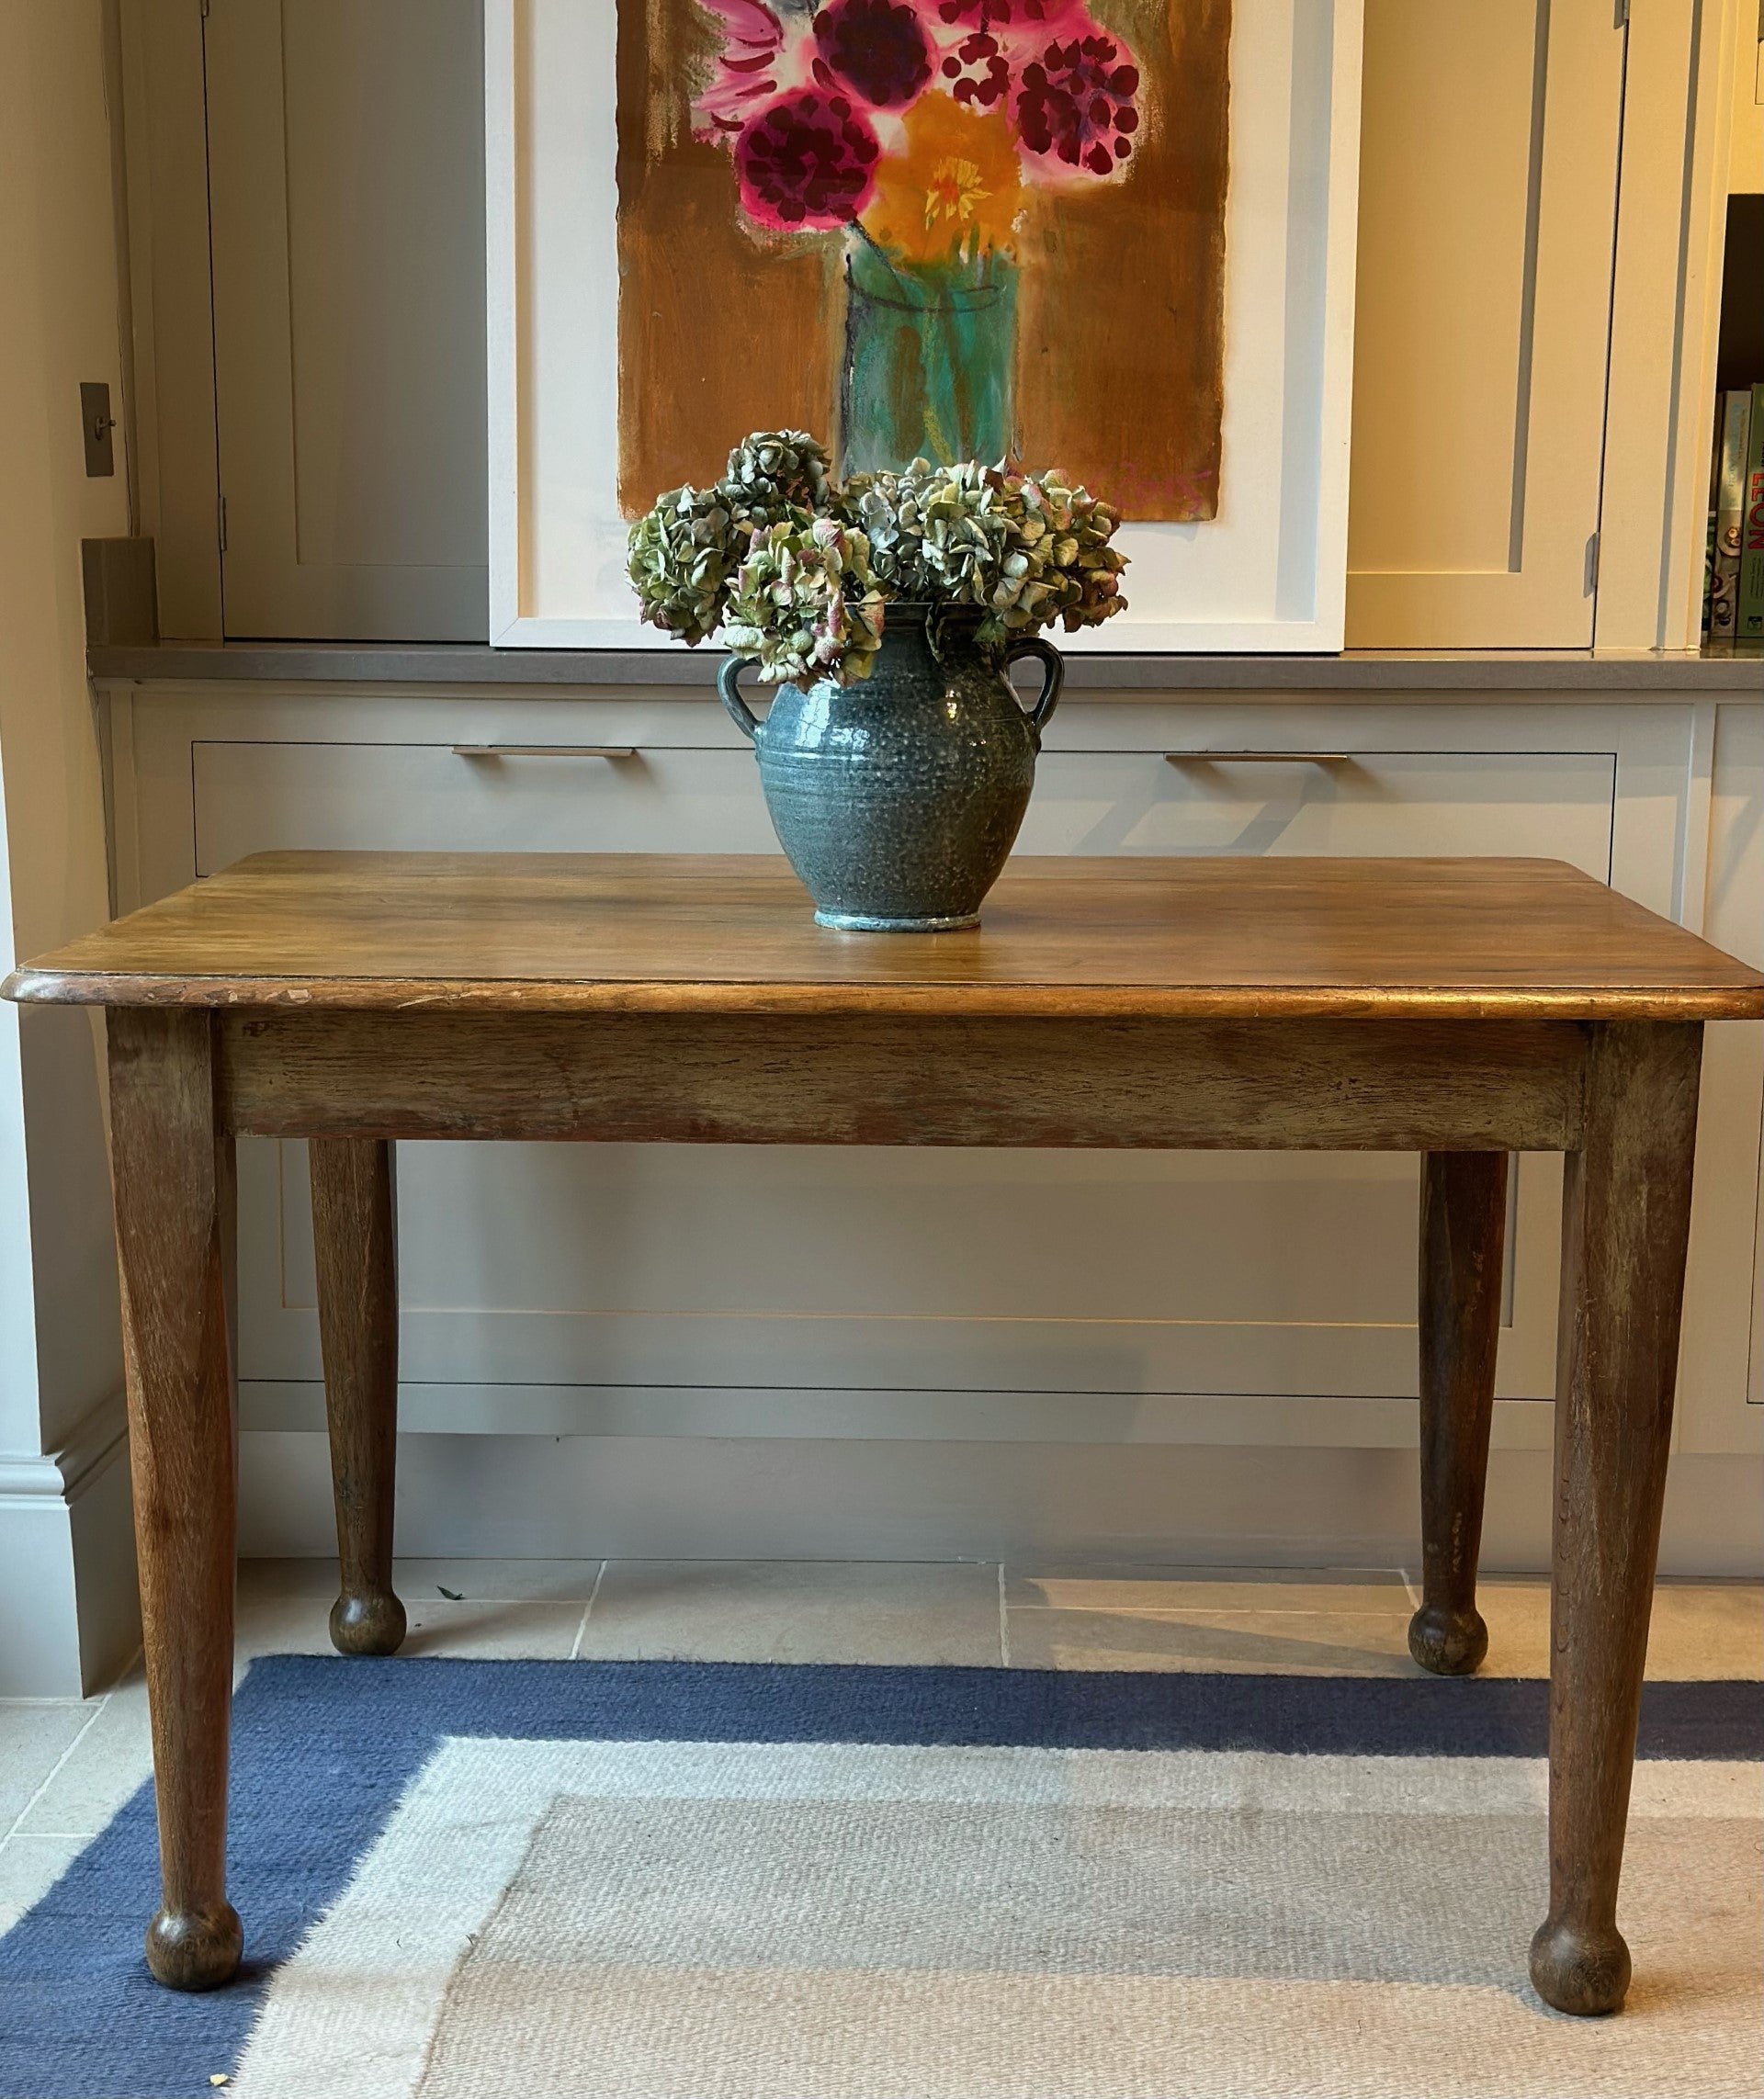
[212,1010,1590,1151]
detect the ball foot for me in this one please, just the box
[145,1903,243,1992]
[1407,1601,1488,1676]
[330,1587,407,1655]
[1529,1918,1630,2015]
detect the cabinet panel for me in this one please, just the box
[1024,750,1614,865]
[1345,0,1624,646]
[194,742,774,870]
[195,739,1619,877]
[203,0,488,638]
[1678,705,1764,1450]
[197,733,1615,1409]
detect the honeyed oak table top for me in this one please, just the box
[6,852,1762,1022]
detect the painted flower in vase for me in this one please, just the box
[693,0,1144,478]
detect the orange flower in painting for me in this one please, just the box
[860,93,1023,265]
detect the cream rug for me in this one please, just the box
[230,1738,1763,2099]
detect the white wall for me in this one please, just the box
[0,0,139,1696]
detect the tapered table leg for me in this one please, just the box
[108,1009,243,1992]
[1530,1021,1702,2016]
[311,1137,405,1655]
[1409,1151,1508,1675]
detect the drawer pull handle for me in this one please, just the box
[1164,750,1351,765]
[450,744,637,759]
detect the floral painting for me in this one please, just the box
[616,0,1230,521]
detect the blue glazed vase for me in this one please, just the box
[717,604,1063,931]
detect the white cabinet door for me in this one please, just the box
[186,728,1618,1425]
[1345,0,1625,646]
[202,0,488,638]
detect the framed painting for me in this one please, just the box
[486,0,1362,651]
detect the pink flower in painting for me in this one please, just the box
[694,0,808,136]
[931,0,1084,28]
[693,0,1143,231]
[937,28,1012,111]
[811,0,933,111]
[1013,23,1140,177]
[734,87,883,228]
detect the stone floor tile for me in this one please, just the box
[1477,1577,1764,1680]
[1006,1606,1424,1676]
[235,1588,587,1664]
[15,1675,153,1837]
[0,1706,93,1830]
[1006,1565,1413,1616]
[0,1831,86,1935]
[576,1560,1003,1666]
[239,1556,606,1605]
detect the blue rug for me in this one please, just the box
[1,1661,1758,2099]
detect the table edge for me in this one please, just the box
[7,968,1763,1022]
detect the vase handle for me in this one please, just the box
[717,654,763,741]
[1004,635,1064,737]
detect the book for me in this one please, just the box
[1737,382,1764,652]
[1708,390,1752,654]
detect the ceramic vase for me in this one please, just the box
[716,603,1063,931]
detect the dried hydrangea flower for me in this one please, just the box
[723,514,887,684]
[1002,468,1126,629]
[915,461,1016,610]
[840,459,940,591]
[720,429,836,522]
[626,482,745,648]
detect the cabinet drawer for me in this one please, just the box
[1023,749,1614,870]
[195,739,1617,878]
[193,739,774,873]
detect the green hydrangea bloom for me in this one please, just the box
[722,516,886,685]
[626,483,744,648]
[1003,470,1127,634]
[720,430,833,524]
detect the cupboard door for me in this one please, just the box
[1345,0,1624,647]
[202,0,487,638]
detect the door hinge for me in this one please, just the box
[218,493,229,555]
[1584,530,1600,595]
[199,0,211,19]
[1614,0,1629,27]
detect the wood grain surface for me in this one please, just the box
[6,853,1763,1021]
[1408,1151,1509,1676]
[311,1138,405,1658]
[217,1010,1588,1152]
[1531,1021,1703,2016]
[107,1008,243,1991]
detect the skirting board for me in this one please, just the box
[237,1434,1764,1578]
[0,1434,139,1698]
[239,1382,1556,1450]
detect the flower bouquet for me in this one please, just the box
[628,426,1126,682]
[627,428,1127,931]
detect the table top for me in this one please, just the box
[6,852,1762,1021]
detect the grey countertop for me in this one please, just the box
[86,639,1764,694]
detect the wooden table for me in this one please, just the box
[9,852,1763,2014]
